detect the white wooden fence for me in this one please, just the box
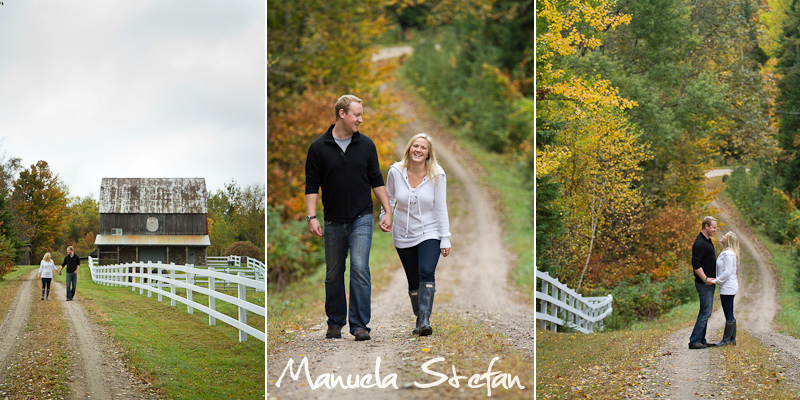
[536,270,613,333]
[203,256,265,292]
[88,257,266,342]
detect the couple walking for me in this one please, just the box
[38,246,81,301]
[689,216,739,349]
[305,94,451,341]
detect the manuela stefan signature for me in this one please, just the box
[275,356,526,396]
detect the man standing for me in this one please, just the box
[62,246,80,301]
[305,94,393,342]
[688,216,718,349]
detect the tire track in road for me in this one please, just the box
[0,270,35,379]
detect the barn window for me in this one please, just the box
[111,228,123,235]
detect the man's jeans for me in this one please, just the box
[65,272,77,300]
[324,215,373,334]
[689,281,716,345]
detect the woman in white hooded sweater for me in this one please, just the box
[39,252,60,300]
[381,133,451,336]
[709,231,739,346]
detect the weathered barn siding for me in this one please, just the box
[99,178,207,214]
[100,214,207,235]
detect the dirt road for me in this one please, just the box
[266,92,534,399]
[628,170,800,398]
[0,270,160,399]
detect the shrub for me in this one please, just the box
[224,241,264,262]
[599,273,694,330]
[0,235,16,279]
[266,206,324,291]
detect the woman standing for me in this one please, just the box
[39,253,60,300]
[710,231,739,346]
[381,133,451,336]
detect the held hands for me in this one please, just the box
[379,213,393,232]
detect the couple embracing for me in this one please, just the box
[689,216,739,349]
[304,95,451,342]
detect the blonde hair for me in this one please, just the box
[334,95,362,120]
[42,253,52,262]
[722,231,740,264]
[401,133,444,184]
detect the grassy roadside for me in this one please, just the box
[0,266,71,399]
[52,270,264,399]
[0,265,37,320]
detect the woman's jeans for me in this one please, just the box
[395,239,441,290]
[41,277,52,290]
[324,215,373,334]
[689,282,716,345]
[66,272,78,299]
[721,294,735,322]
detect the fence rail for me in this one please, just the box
[536,270,613,333]
[88,257,266,342]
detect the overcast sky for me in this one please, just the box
[0,1,265,199]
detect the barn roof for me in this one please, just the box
[99,178,208,214]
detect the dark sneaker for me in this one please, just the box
[325,325,342,339]
[688,343,707,349]
[353,329,371,341]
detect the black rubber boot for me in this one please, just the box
[409,290,420,335]
[417,282,435,336]
[46,289,50,300]
[715,320,736,346]
[41,289,44,300]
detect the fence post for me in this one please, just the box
[539,277,549,331]
[157,262,163,303]
[238,272,247,342]
[186,269,194,314]
[209,267,216,326]
[147,264,153,298]
[170,265,176,307]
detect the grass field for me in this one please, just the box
[49,268,265,399]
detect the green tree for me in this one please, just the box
[775,0,800,196]
[10,161,67,262]
[0,191,24,264]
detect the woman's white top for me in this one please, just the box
[381,162,451,249]
[39,260,58,279]
[715,249,738,295]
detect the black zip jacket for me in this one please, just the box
[691,232,716,283]
[305,125,385,223]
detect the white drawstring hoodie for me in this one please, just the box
[381,162,451,249]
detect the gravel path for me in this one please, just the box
[0,270,161,399]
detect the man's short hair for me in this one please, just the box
[701,216,717,229]
[334,95,362,120]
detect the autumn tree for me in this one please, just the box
[57,196,100,257]
[10,161,67,262]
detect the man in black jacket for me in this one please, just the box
[688,216,718,349]
[62,246,81,301]
[305,94,392,342]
